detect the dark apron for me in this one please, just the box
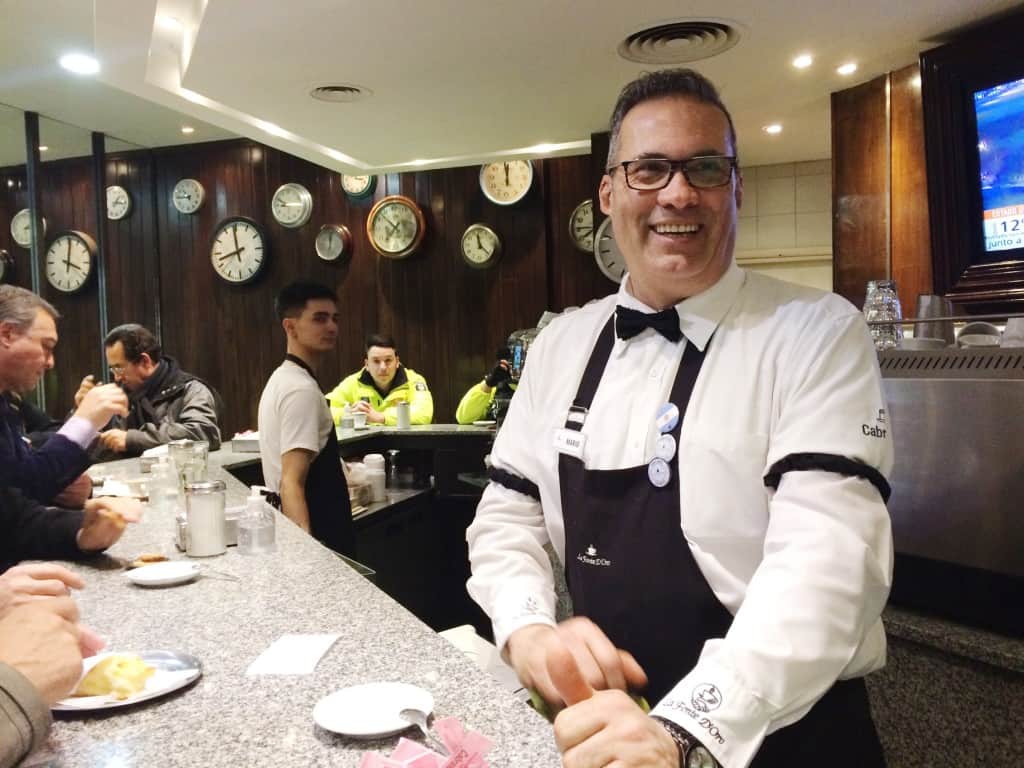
[558,318,884,768]
[283,355,356,558]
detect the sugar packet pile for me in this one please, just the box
[358,716,493,768]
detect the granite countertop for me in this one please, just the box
[35,462,559,767]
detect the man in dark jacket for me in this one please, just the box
[76,324,223,458]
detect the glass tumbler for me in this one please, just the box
[863,280,904,351]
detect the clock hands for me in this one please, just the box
[63,240,73,274]
[503,162,510,187]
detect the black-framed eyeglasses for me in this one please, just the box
[608,155,737,191]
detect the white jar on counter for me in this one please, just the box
[184,479,226,557]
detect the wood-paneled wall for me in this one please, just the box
[4,140,616,436]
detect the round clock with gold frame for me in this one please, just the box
[341,174,376,201]
[366,195,426,259]
[479,160,533,205]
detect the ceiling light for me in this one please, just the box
[59,52,100,75]
[528,143,559,154]
[792,54,813,69]
[762,124,783,135]
[6,180,13,188]
[837,62,858,76]
[38,145,49,152]
[156,15,182,31]
[181,126,195,134]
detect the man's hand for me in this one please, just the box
[0,597,84,704]
[53,472,93,508]
[98,428,129,453]
[0,563,84,613]
[73,374,97,407]
[549,642,680,768]
[484,360,512,388]
[74,383,128,431]
[76,497,142,552]
[351,400,385,424]
[506,617,647,710]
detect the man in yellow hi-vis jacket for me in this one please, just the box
[328,333,433,426]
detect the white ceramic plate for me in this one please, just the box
[472,420,496,427]
[53,650,202,711]
[313,682,434,738]
[125,561,200,587]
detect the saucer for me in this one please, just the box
[313,682,434,738]
[125,561,200,587]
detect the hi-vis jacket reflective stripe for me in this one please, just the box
[327,366,433,426]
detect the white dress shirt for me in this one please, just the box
[466,263,894,768]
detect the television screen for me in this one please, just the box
[974,76,1024,253]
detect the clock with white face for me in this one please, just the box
[593,217,627,283]
[569,199,594,252]
[366,195,426,259]
[10,208,45,249]
[210,217,267,285]
[461,223,501,269]
[315,224,352,262]
[45,231,96,293]
[479,160,533,205]
[106,185,132,220]
[172,178,205,214]
[271,182,313,228]
[341,174,376,201]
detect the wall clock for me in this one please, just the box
[271,182,313,228]
[172,178,205,214]
[461,223,501,269]
[210,216,267,285]
[593,217,627,283]
[366,195,426,259]
[45,230,96,293]
[10,208,45,249]
[106,185,132,220]
[316,224,352,262]
[479,160,533,205]
[569,199,594,253]
[341,174,376,201]
[0,249,10,283]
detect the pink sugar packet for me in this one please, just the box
[435,717,494,768]
[360,738,446,768]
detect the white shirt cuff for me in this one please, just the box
[490,589,557,654]
[58,416,99,450]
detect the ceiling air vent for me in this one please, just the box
[310,85,371,103]
[618,20,740,64]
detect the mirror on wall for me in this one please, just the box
[0,102,27,286]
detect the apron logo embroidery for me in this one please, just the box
[692,683,723,713]
[576,544,612,567]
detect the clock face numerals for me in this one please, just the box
[569,199,594,253]
[341,174,376,200]
[210,217,267,284]
[479,160,533,205]
[271,182,313,228]
[593,217,627,283]
[172,179,205,214]
[315,224,352,262]
[106,185,132,220]
[10,208,45,248]
[461,223,502,269]
[45,231,96,293]
[366,195,426,258]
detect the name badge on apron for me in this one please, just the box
[553,428,587,459]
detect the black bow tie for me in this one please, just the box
[615,305,683,343]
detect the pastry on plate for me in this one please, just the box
[75,654,155,700]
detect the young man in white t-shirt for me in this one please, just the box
[257,282,354,556]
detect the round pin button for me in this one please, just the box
[655,433,677,461]
[648,457,671,488]
[655,402,680,434]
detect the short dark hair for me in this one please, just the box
[104,323,162,363]
[606,68,739,169]
[364,333,397,356]
[275,281,337,321]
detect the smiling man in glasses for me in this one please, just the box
[468,69,893,768]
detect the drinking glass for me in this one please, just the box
[863,280,904,351]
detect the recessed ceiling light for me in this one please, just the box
[59,52,100,75]
[38,145,49,152]
[837,62,858,76]
[156,15,182,31]
[762,124,783,135]
[181,126,195,134]
[792,54,813,69]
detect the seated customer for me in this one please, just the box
[328,333,433,426]
[455,349,517,424]
[81,324,222,458]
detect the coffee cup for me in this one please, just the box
[352,412,368,429]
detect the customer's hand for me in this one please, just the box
[352,400,386,424]
[53,472,93,508]
[0,597,84,704]
[73,374,96,407]
[0,563,84,613]
[505,617,647,711]
[485,360,511,388]
[74,383,128,430]
[98,428,128,453]
[77,497,142,552]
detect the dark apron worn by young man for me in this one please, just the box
[279,354,356,558]
[557,316,885,768]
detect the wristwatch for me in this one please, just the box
[653,716,720,768]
